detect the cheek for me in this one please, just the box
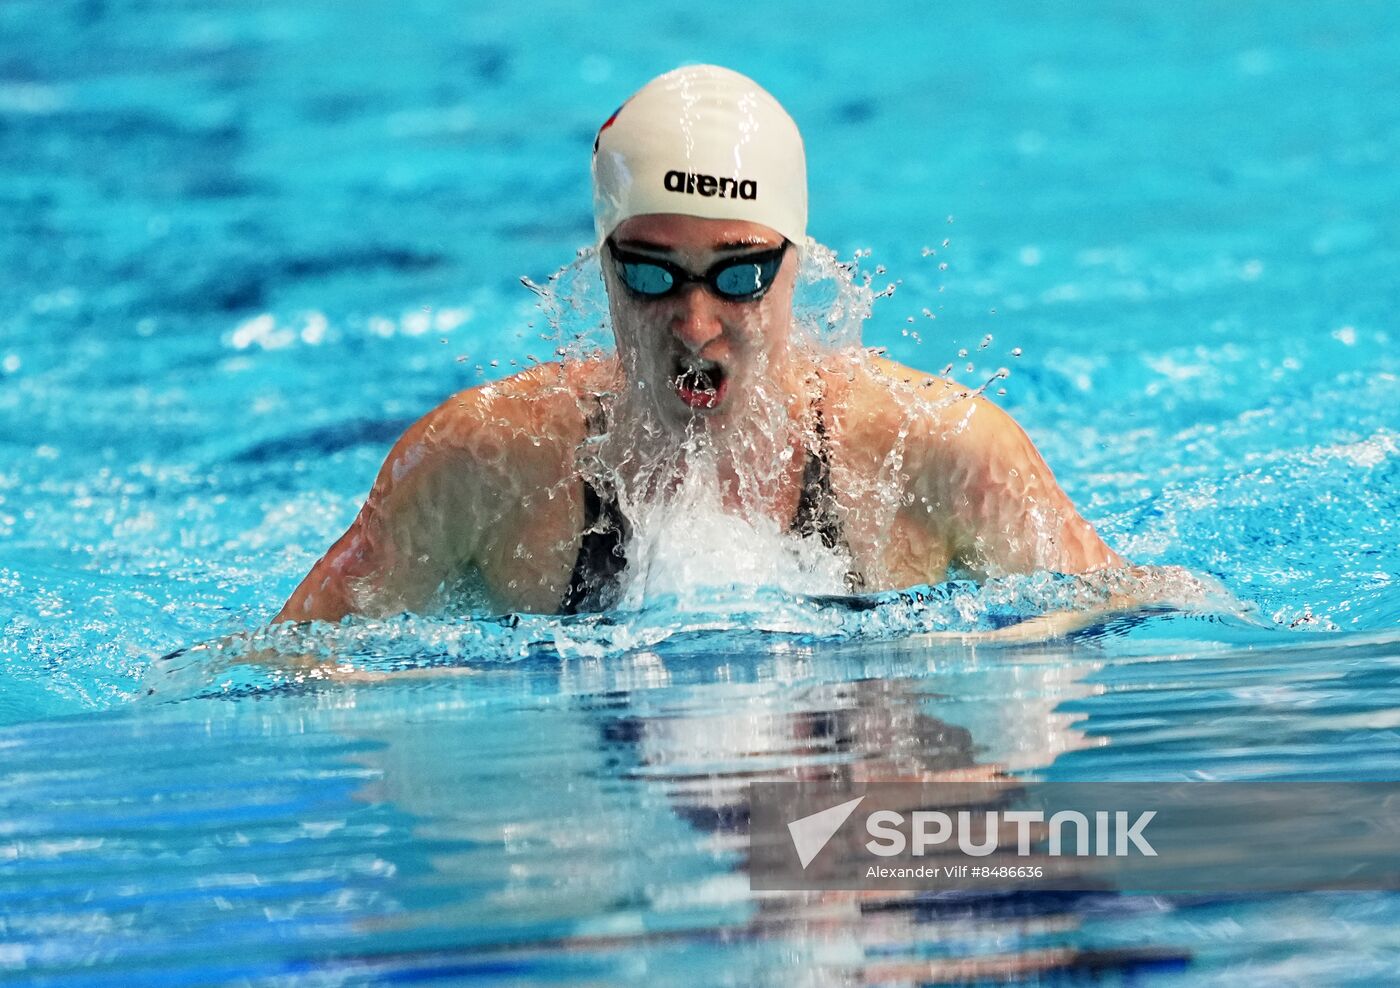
[749,298,794,355]
[605,288,645,357]
[750,271,796,352]
[608,303,666,373]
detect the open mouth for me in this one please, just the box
[671,358,728,410]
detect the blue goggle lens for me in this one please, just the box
[616,260,675,296]
[609,241,789,301]
[713,257,778,297]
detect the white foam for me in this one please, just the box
[614,468,851,611]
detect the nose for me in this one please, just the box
[669,283,724,353]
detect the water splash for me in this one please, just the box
[611,453,854,608]
[509,236,892,616]
[145,563,1244,700]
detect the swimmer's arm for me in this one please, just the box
[275,393,499,624]
[924,395,1125,578]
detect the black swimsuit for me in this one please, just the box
[560,403,853,614]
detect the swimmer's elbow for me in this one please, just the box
[274,585,349,625]
[938,401,1126,577]
[1060,523,1127,574]
[275,502,410,625]
[271,383,507,626]
[275,553,358,625]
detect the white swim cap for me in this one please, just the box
[591,65,807,245]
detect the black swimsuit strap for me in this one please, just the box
[789,400,843,550]
[560,476,628,614]
[791,400,864,593]
[561,398,628,615]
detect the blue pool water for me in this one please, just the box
[3,1,1399,983]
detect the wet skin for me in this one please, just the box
[277,215,1124,623]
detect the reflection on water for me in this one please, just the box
[6,623,1400,982]
[338,645,1188,983]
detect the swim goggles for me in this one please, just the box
[605,238,790,302]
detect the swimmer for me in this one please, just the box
[276,65,1127,624]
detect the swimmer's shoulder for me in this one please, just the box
[416,357,618,454]
[370,357,617,505]
[819,352,1022,475]
[820,352,979,431]
[876,356,1029,449]
[869,355,972,402]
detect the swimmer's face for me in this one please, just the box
[603,214,797,428]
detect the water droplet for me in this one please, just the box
[965,363,974,373]
[957,348,968,358]
[979,334,993,349]
[1011,347,1023,358]
[941,238,951,248]
[997,387,1007,396]
[938,262,949,271]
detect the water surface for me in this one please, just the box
[2,1,1398,982]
